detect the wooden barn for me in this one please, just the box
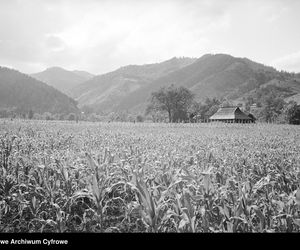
[209,107,255,123]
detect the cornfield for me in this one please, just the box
[1,119,300,233]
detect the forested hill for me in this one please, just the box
[115,54,298,111]
[0,67,79,115]
[70,57,197,110]
[70,54,300,113]
[31,67,94,96]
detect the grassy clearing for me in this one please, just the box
[0,119,300,232]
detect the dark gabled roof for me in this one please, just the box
[209,107,252,120]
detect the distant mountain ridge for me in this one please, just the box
[31,67,94,96]
[70,54,300,113]
[72,70,94,79]
[1,54,299,116]
[70,57,197,110]
[0,67,79,114]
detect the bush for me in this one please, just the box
[67,113,76,121]
[43,112,53,120]
[136,115,144,122]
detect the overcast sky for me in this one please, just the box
[0,0,300,75]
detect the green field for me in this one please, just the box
[1,119,300,232]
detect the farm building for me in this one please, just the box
[209,107,255,123]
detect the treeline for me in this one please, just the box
[0,107,147,123]
[145,85,228,123]
[1,85,300,125]
[243,85,300,124]
[145,85,300,124]
[0,108,79,121]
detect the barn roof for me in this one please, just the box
[209,107,252,120]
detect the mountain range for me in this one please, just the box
[31,67,94,96]
[1,53,300,116]
[0,67,78,115]
[70,57,197,111]
[69,54,300,113]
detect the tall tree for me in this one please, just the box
[146,85,194,122]
[259,93,285,122]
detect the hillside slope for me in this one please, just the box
[70,57,197,111]
[116,54,300,111]
[0,67,79,114]
[71,54,300,113]
[72,70,94,79]
[31,67,94,96]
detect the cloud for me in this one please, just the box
[38,0,233,73]
[0,0,69,72]
[0,0,299,74]
[255,0,290,23]
[45,35,66,51]
[0,0,235,74]
[271,51,300,73]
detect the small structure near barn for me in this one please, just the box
[209,107,255,123]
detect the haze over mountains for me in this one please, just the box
[31,67,94,96]
[71,57,197,111]
[1,53,300,115]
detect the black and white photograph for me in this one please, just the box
[0,0,300,243]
